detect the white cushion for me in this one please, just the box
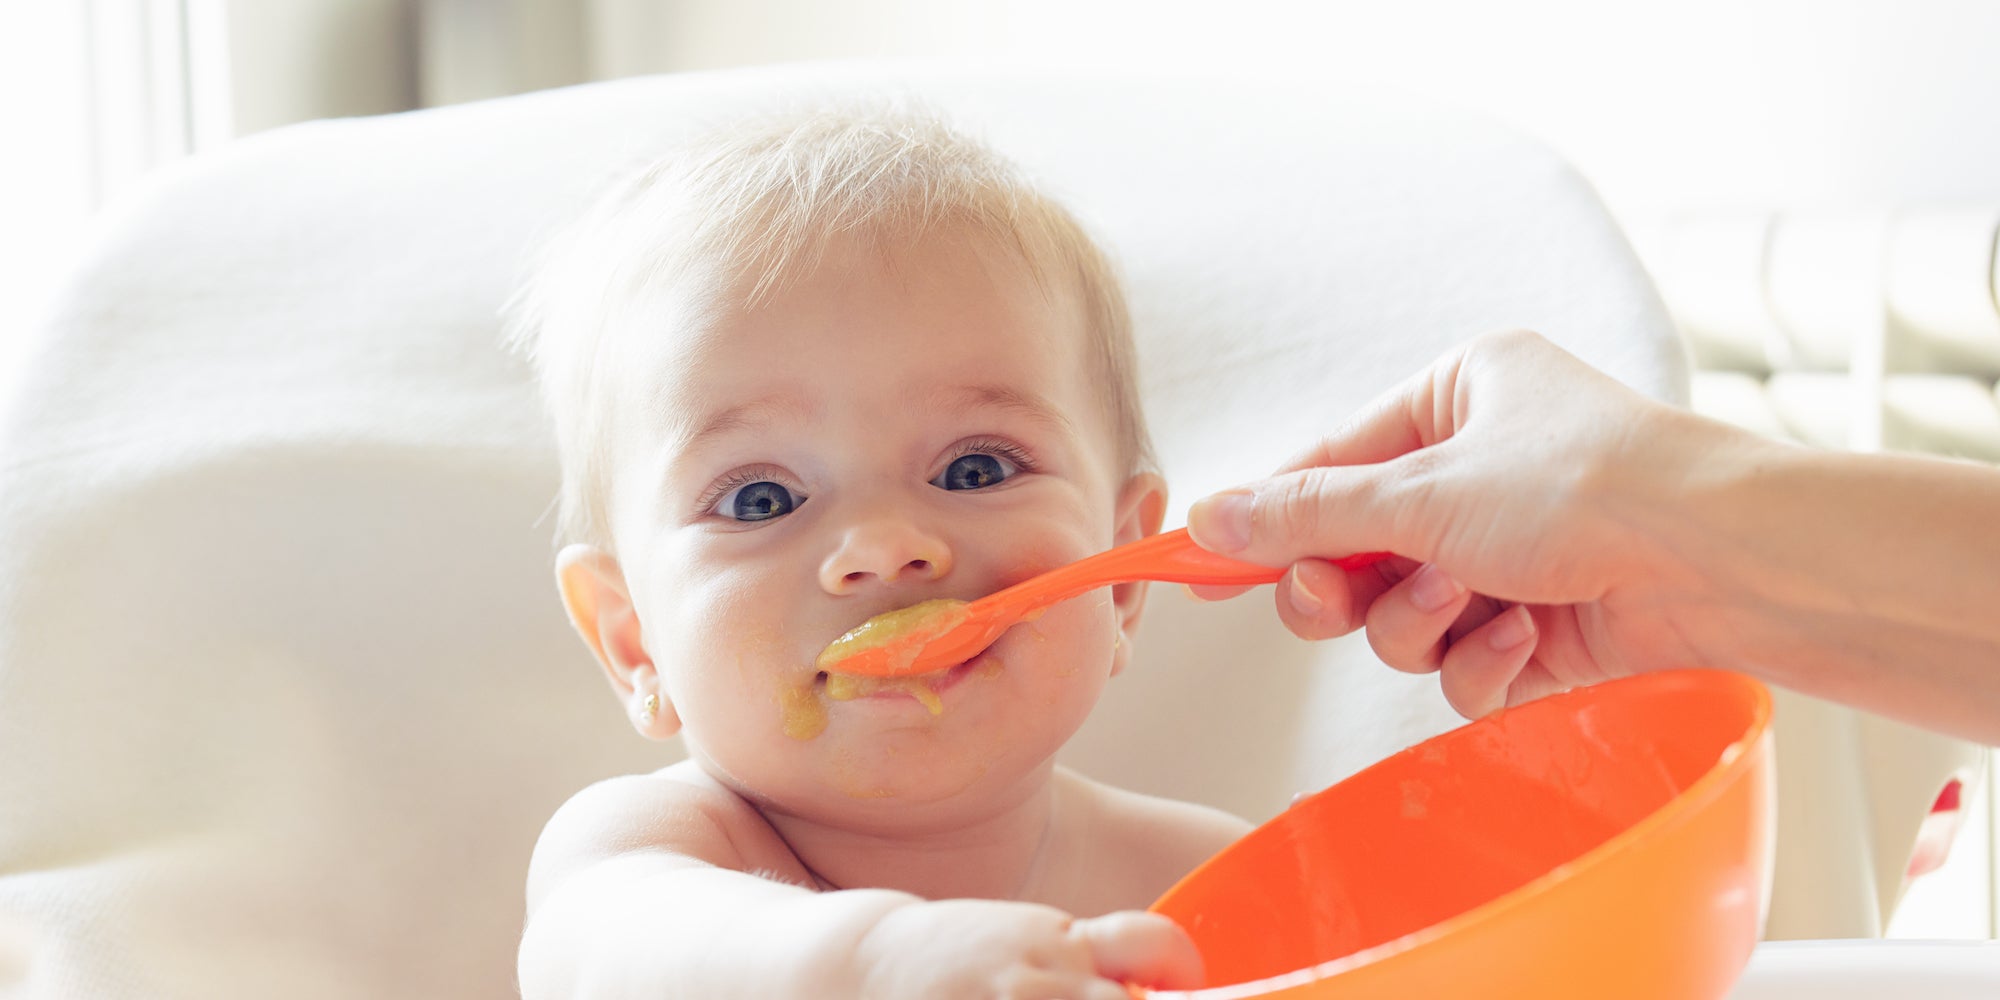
[0,63,1685,999]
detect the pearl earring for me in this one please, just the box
[638,693,659,727]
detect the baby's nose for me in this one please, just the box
[819,519,952,594]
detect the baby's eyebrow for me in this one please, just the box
[670,383,1070,456]
[932,383,1075,438]
[674,394,819,454]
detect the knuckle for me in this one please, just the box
[1382,450,1443,550]
[1262,471,1326,543]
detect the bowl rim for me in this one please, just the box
[1149,668,1775,1000]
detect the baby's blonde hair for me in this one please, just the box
[510,103,1154,551]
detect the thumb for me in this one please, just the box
[1186,462,1420,569]
[1068,911,1204,990]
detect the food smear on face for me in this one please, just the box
[780,682,828,740]
[815,598,971,674]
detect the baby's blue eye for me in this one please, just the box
[935,453,1016,491]
[721,481,798,521]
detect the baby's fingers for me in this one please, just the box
[1069,912,1203,991]
[1363,564,1473,674]
[1008,971,1131,1000]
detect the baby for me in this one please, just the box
[511,105,1252,999]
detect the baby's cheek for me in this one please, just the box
[669,599,798,733]
[1015,591,1120,685]
[679,582,789,668]
[720,620,792,672]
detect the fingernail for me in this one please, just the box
[1190,490,1252,553]
[1409,564,1465,613]
[1287,563,1324,616]
[1487,605,1536,651]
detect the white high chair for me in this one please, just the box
[1,63,1986,999]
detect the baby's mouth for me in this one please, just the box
[812,650,993,716]
[814,597,972,676]
[816,665,949,715]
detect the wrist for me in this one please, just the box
[1600,404,1785,670]
[1632,411,1927,688]
[786,889,923,999]
[1590,402,1736,571]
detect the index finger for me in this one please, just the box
[1186,461,1422,578]
[1271,344,1469,475]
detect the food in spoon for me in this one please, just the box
[814,598,970,675]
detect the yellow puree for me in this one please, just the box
[814,598,971,673]
[780,684,828,740]
[783,598,994,741]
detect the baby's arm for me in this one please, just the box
[517,774,1202,1000]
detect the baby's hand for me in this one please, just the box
[855,899,1203,999]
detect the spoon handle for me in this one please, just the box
[825,531,1394,678]
[1002,528,1388,608]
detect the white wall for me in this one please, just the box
[597,0,2000,238]
[0,4,93,400]
[210,0,417,135]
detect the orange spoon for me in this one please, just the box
[816,528,1389,678]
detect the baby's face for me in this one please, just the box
[600,229,1148,821]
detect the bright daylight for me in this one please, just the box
[2,2,1998,998]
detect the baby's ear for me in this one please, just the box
[555,545,681,739]
[1109,473,1169,677]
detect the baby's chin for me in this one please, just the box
[804,745,1068,828]
[708,641,1111,816]
[751,719,1072,822]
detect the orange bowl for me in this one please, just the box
[1146,669,1775,999]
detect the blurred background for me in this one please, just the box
[3,0,1996,940]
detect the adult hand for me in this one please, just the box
[1188,328,2000,745]
[1184,329,1734,719]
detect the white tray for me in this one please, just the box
[1729,940,2000,998]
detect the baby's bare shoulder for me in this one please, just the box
[1084,776,1254,859]
[526,761,777,909]
[1057,768,1254,910]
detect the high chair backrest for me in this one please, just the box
[0,64,1685,999]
